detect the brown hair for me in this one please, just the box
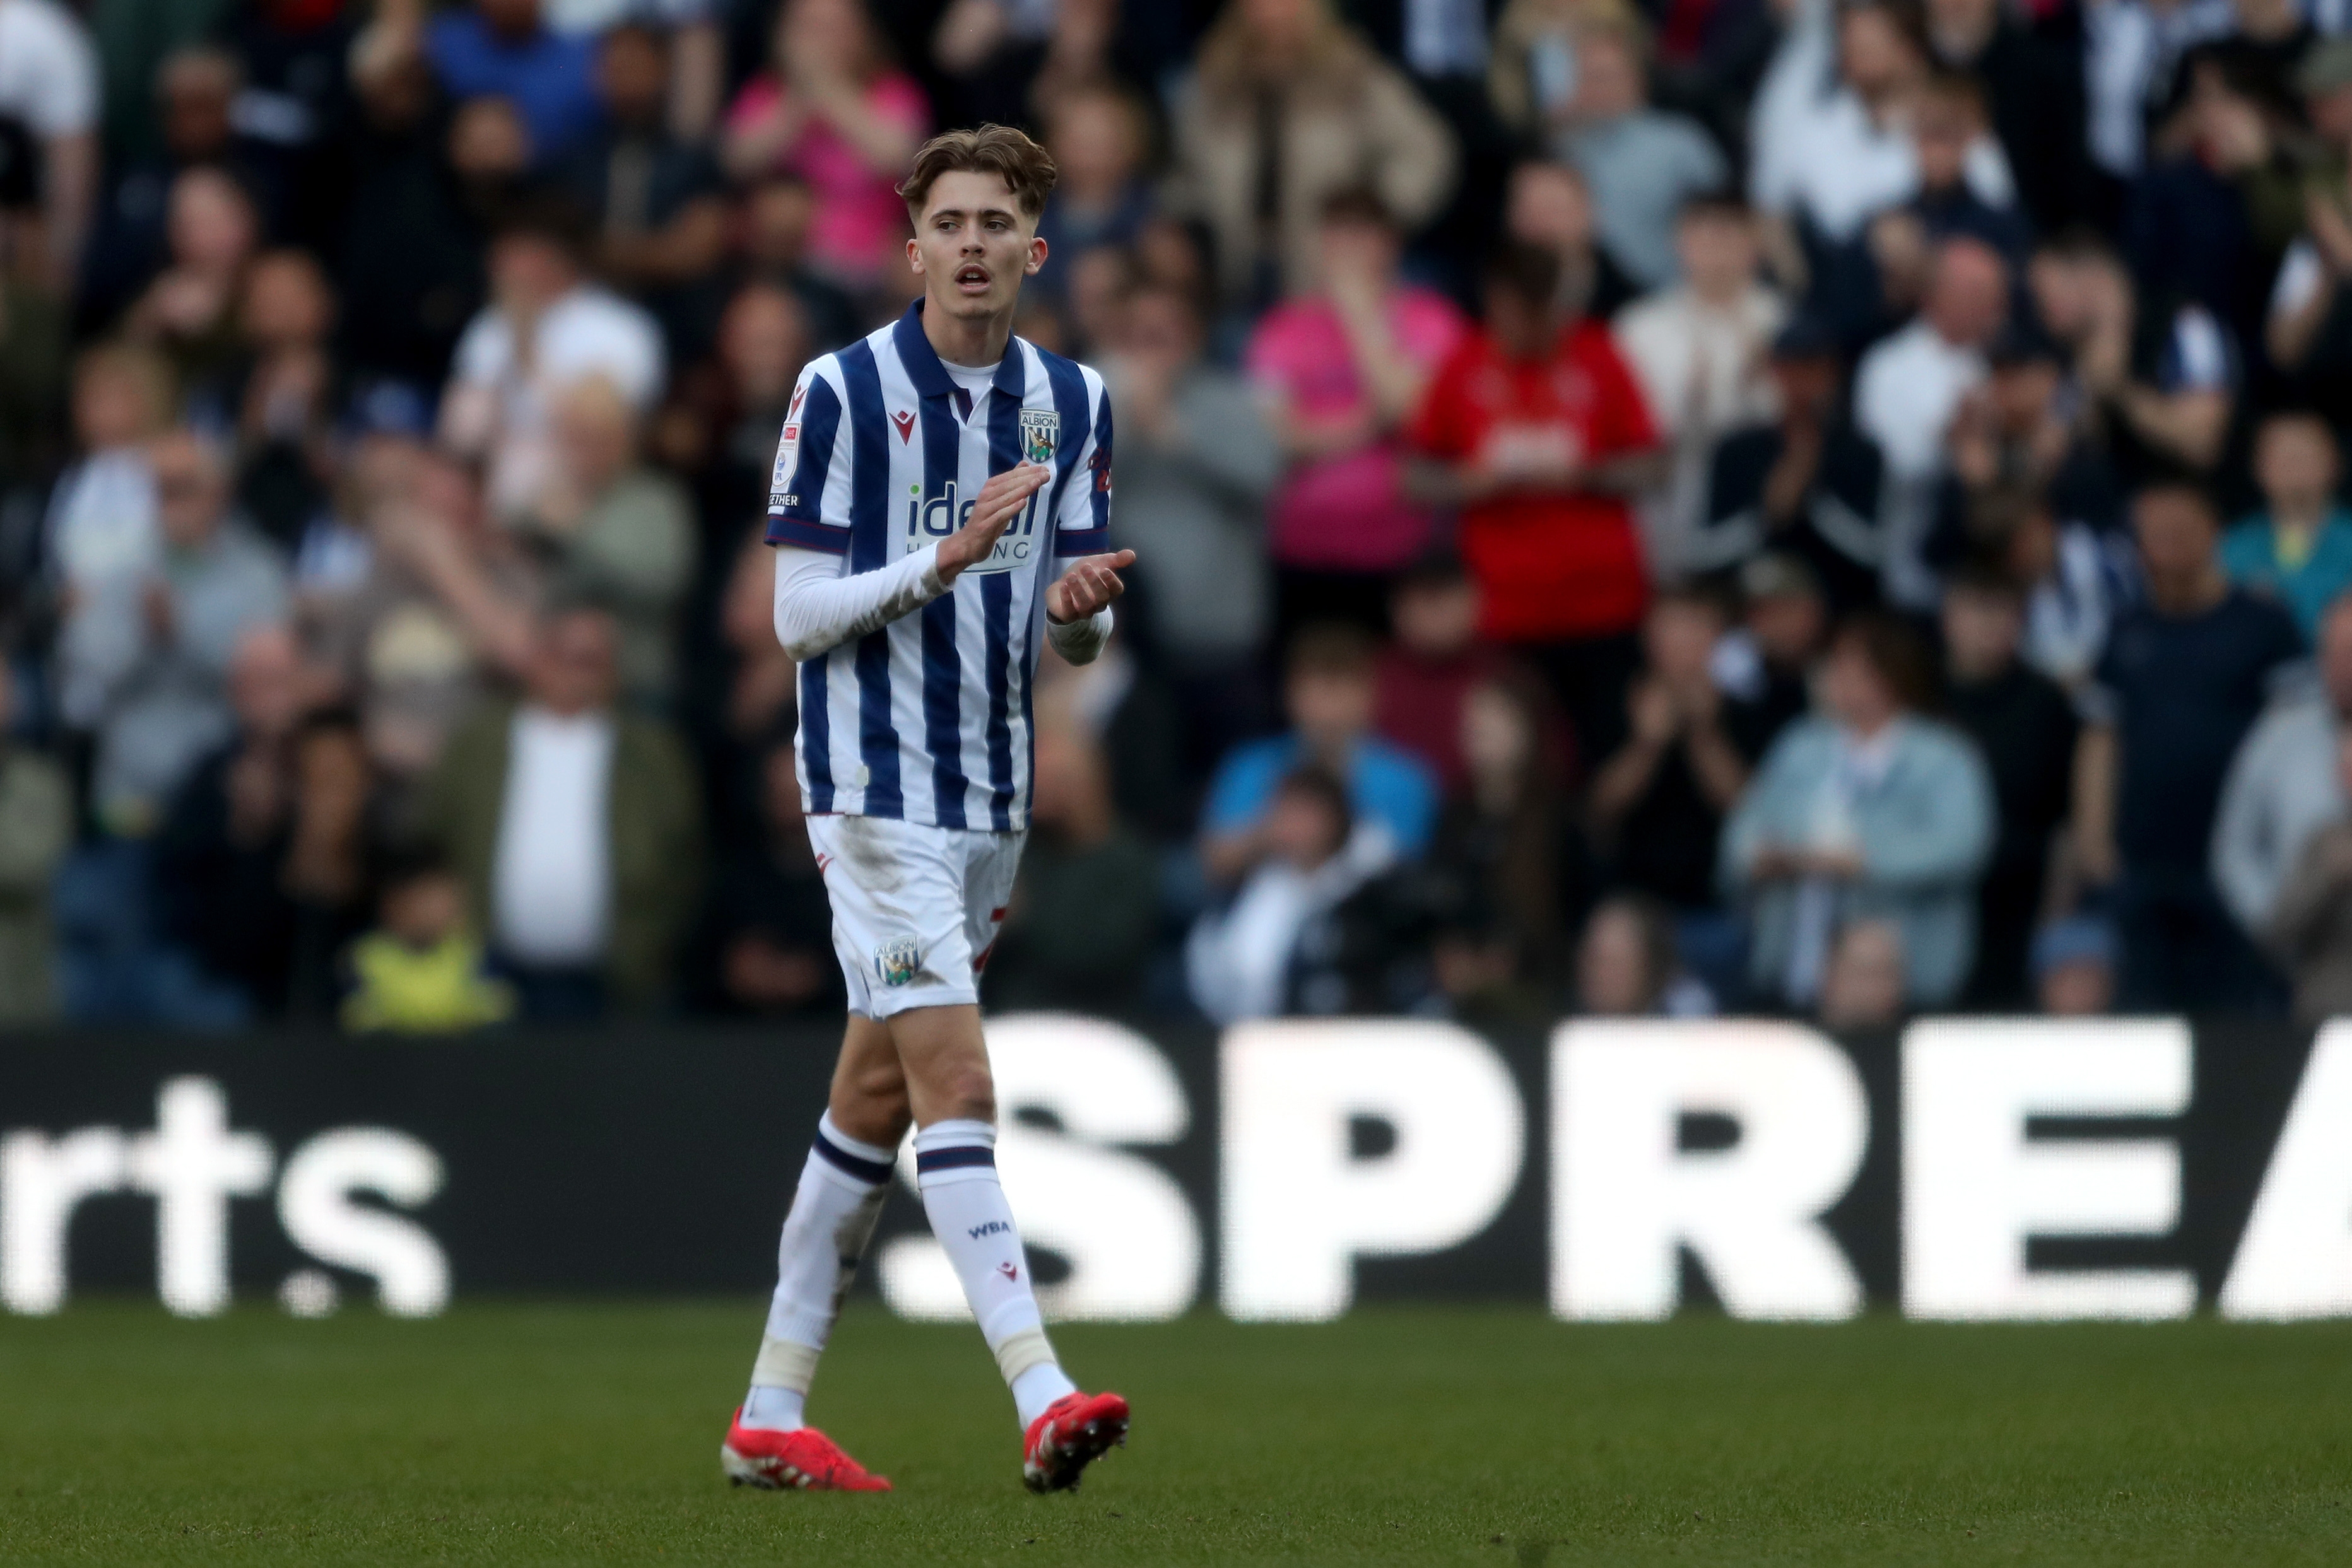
[1286,621,1379,680]
[898,124,1058,219]
[1835,609,1938,712]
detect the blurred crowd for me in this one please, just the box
[8,0,2352,1033]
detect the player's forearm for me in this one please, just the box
[772,544,946,662]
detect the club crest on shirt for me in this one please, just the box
[874,937,922,988]
[1020,408,1059,465]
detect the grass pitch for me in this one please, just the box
[1,1302,2348,1565]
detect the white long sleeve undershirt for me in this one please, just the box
[771,545,1112,665]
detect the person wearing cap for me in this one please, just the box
[1695,314,1886,617]
[2031,915,2116,1016]
[1715,550,1830,758]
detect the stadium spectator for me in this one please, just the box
[1201,623,1439,883]
[2027,230,2237,489]
[563,23,729,351]
[1749,0,2014,249]
[2212,595,2352,940]
[58,428,290,837]
[2261,727,2352,1025]
[1938,323,2126,539]
[0,667,69,1024]
[121,167,260,397]
[158,705,379,1021]
[2077,483,2302,1011]
[1921,0,2090,235]
[1502,156,1638,324]
[0,151,69,504]
[65,621,304,1025]
[1423,670,1583,998]
[1696,315,1886,614]
[1970,485,2132,690]
[719,0,928,294]
[1169,0,1457,310]
[412,0,601,168]
[312,444,539,790]
[79,47,259,330]
[2032,915,2117,1015]
[1853,233,2007,608]
[421,604,702,1017]
[331,61,498,389]
[1573,892,1712,1017]
[1544,11,1729,291]
[1614,196,1787,580]
[2220,411,2352,641]
[1187,763,1389,1021]
[47,342,171,609]
[1587,587,1757,922]
[1940,565,2081,1008]
[726,175,862,353]
[0,0,98,286]
[226,250,341,553]
[1714,550,1828,756]
[1032,83,1156,301]
[986,723,1160,1014]
[1101,281,1281,764]
[1721,611,1995,1010]
[1817,916,1908,1029]
[691,733,840,1018]
[438,201,666,524]
[1249,188,1467,638]
[512,375,695,711]
[1373,554,1510,799]
[1408,239,1662,763]
[341,853,517,1032]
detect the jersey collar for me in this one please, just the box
[895,300,1028,404]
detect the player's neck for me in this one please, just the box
[921,293,1015,370]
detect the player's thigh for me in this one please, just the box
[804,814,979,1016]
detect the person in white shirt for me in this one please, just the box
[0,0,98,283]
[437,201,666,523]
[1749,0,2014,248]
[1614,195,1787,579]
[1854,234,2008,606]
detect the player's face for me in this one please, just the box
[908,171,1047,323]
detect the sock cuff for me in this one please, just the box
[912,1119,996,1152]
[913,1119,997,1183]
[811,1114,896,1187]
[751,1335,822,1394]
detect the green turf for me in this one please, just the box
[1,1302,2349,1565]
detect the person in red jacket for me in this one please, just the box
[1407,240,1665,763]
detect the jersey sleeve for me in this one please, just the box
[764,358,852,554]
[1054,368,1114,558]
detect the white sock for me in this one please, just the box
[914,1119,1079,1428]
[740,1112,893,1432]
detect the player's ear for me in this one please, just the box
[906,233,924,276]
[1025,234,1048,276]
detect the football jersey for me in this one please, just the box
[765,301,1113,831]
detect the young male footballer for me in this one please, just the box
[718,124,1136,1495]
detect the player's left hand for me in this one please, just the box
[1045,550,1136,624]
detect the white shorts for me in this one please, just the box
[806,814,1026,1018]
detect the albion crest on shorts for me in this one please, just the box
[763,302,1115,833]
[873,937,922,988]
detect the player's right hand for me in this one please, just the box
[937,462,1050,581]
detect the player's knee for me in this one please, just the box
[940,1068,995,1125]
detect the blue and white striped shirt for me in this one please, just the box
[765,302,1113,832]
